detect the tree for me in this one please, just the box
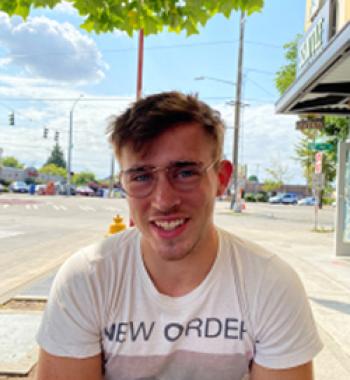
[45,143,66,169]
[72,171,97,186]
[248,174,259,182]
[275,35,350,193]
[39,163,67,178]
[0,1,263,36]
[0,156,24,168]
[262,179,282,193]
[275,34,301,95]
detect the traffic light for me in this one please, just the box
[8,112,14,126]
[54,131,59,142]
[43,127,48,138]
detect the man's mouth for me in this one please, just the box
[153,219,186,231]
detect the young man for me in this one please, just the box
[36,92,322,380]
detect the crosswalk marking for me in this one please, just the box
[79,205,96,211]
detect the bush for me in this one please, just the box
[255,191,269,202]
[244,193,256,202]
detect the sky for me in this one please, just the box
[0,0,307,184]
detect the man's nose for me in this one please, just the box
[151,173,181,212]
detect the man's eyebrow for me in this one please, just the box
[171,160,201,167]
[125,165,154,173]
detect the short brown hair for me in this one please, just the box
[107,91,225,159]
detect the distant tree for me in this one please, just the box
[261,179,282,193]
[39,163,66,178]
[0,156,24,168]
[275,34,301,95]
[45,143,66,169]
[72,171,97,186]
[248,175,259,182]
[265,157,292,185]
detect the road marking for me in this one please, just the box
[104,207,121,212]
[79,206,96,211]
[0,230,24,239]
[25,205,31,210]
[2,204,10,209]
[33,204,39,210]
[58,205,67,210]
[53,205,60,210]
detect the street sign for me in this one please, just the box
[315,152,323,174]
[308,142,333,151]
[296,118,324,130]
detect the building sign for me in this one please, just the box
[296,118,324,130]
[297,0,330,74]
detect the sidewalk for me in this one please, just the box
[1,201,349,379]
[214,201,350,379]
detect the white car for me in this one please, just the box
[297,196,316,206]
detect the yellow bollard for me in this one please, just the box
[106,214,127,236]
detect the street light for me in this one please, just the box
[66,94,84,196]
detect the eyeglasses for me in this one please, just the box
[120,160,218,198]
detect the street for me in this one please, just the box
[0,193,335,302]
[0,194,129,303]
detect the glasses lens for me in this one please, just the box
[169,163,203,191]
[122,169,154,198]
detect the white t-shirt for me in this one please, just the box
[37,228,322,380]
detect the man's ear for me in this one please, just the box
[216,160,233,196]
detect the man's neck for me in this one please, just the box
[140,227,219,297]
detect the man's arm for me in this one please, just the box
[251,361,314,380]
[35,348,103,380]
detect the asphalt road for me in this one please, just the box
[0,193,335,303]
[0,194,129,303]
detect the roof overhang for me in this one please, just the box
[276,22,350,116]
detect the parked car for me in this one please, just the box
[269,193,298,205]
[76,185,94,196]
[0,183,5,192]
[9,181,28,193]
[298,196,316,206]
[55,182,76,195]
[268,193,284,204]
[35,184,47,195]
[281,193,298,205]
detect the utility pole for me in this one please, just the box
[66,94,83,196]
[231,11,246,211]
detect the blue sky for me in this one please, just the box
[0,0,307,184]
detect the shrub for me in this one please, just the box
[255,191,269,202]
[244,193,256,202]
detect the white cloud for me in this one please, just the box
[0,13,108,83]
[54,1,78,15]
[215,102,303,184]
[0,76,134,179]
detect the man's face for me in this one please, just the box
[119,123,231,262]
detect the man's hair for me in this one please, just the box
[107,91,225,159]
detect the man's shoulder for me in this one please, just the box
[56,227,140,280]
[218,227,295,281]
[218,227,275,263]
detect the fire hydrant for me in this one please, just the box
[106,215,126,236]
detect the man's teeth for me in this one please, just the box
[154,219,185,231]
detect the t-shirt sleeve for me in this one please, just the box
[36,248,102,358]
[252,256,323,369]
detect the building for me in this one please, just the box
[276,0,350,255]
[0,166,63,184]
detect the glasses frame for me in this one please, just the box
[120,159,219,199]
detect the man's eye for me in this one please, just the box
[176,167,201,179]
[130,172,152,182]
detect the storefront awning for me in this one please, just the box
[276,22,350,116]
